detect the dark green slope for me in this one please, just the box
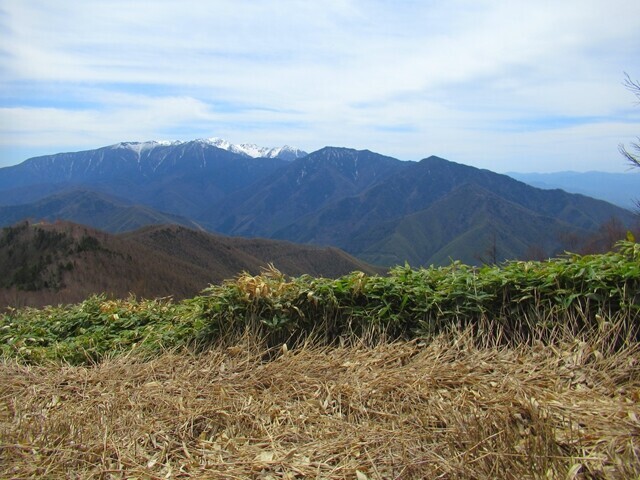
[210,147,407,236]
[273,157,635,266]
[354,184,593,266]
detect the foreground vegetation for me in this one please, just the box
[1,241,638,364]
[1,242,639,478]
[2,322,639,479]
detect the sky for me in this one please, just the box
[1,1,639,173]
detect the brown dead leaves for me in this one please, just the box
[1,333,639,479]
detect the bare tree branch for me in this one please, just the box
[618,140,640,169]
[620,73,640,169]
[623,72,640,103]
[619,73,640,214]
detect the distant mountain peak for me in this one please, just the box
[109,138,307,161]
[202,137,307,160]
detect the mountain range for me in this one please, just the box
[0,138,636,268]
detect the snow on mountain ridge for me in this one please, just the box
[111,138,306,160]
[111,140,181,156]
[204,137,306,159]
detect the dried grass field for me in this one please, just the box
[2,326,639,479]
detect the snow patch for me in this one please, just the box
[111,140,182,158]
[203,137,306,159]
[109,138,306,160]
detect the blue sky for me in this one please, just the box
[1,0,639,172]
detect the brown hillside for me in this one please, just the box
[122,224,382,279]
[0,221,382,309]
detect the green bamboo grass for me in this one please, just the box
[2,241,638,364]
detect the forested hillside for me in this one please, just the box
[0,221,381,308]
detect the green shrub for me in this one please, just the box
[2,242,638,364]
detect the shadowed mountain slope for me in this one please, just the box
[0,190,203,233]
[257,156,637,265]
[209,147,407,236]
[0,141,289,218]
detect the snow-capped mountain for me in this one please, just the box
[201,138,307,160]
[112,138,307,161]
[0,142,636,268]
[0,138,294,215]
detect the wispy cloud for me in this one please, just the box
[1,0,639,171]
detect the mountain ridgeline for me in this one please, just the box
[0,139,636,268]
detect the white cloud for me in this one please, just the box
[0,96,217,146]
[1,0,639,171]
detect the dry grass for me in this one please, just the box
[1,330,639,479]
